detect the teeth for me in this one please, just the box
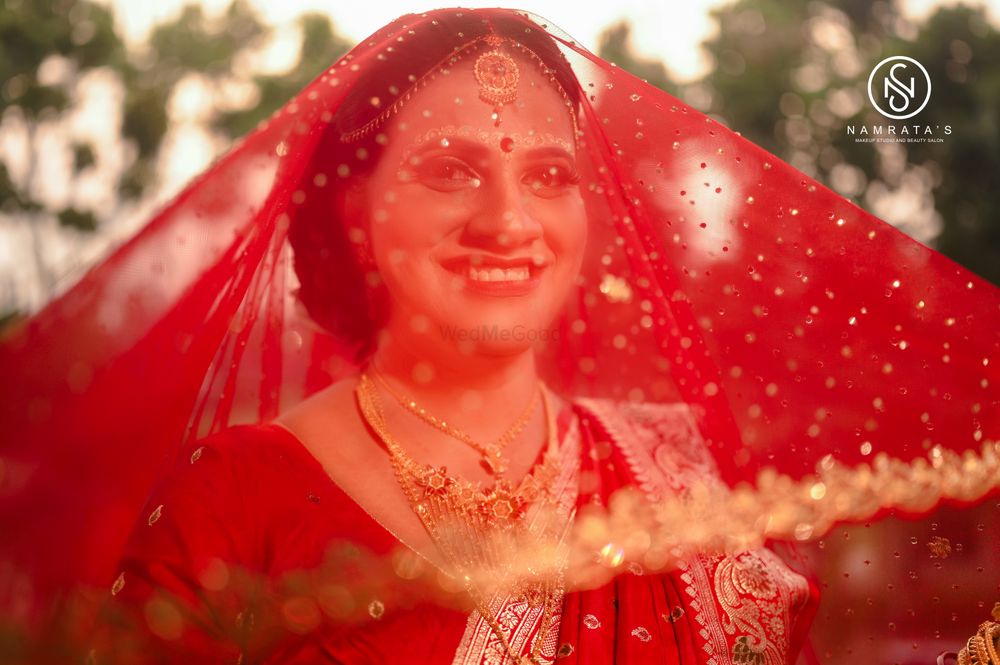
[467,266,531,282]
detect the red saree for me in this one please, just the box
[1,8,996,665]
[94,398,816,664]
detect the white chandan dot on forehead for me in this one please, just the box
[439,138,450,147]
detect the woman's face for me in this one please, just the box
[362,49,587,358]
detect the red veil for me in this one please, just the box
[0,8,997,663]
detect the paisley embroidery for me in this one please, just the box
[577,398,811,665]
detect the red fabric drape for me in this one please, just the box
[1,7,996,662]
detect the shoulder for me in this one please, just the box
[154,423,313,507]
[571,396,720,495]
[186,423,300,467]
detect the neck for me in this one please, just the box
[367,316,542,435]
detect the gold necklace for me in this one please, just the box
[355,372,566,665]
[369,365,540,476]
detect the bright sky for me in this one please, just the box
[104,0,1000,83]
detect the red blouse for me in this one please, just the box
[93,398,818,664]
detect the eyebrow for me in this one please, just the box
[522,145,576,161]
[402,135,491,163]
[400,134,577,165]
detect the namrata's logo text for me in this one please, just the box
[867,56,932,120]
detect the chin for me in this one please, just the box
[433,309,558,358]
[459,338,535,358]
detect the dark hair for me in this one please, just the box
[288,10,582,362]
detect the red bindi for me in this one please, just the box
[500,136,515,152]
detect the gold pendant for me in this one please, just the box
[481,445,507,476]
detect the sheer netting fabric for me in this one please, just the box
[0,8,997,664]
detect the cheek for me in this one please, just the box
[370,185,474,251]
[540,198,588,265]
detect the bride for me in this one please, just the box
[92,13,817,665]
[3,8,996,665]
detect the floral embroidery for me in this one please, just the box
[582,614,601,630]
[556,643,574,657]
[727,553,776,600]
[579,398,812,665]
[928,535,952,558]
[368,600,385,619]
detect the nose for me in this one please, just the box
[464,175,543,249]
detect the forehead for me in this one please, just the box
[384,49,576,150]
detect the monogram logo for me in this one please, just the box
[867,56,932,120]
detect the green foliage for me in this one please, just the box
[597,22,676,95]
[2,0,997,322]
[892,6,1000,283]
[601,1,1000,285]
[216,12,351,138]
[0,0,350,319]
[56,206,96,231]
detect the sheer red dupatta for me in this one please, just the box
[0,7,997,660]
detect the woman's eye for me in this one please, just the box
[416,156,480,191]
[522,164,579,195]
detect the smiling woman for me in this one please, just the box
[84,14,821,664]
[1,7,998,665]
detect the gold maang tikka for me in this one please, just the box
[339,33,578,144]
[473,34,520,127]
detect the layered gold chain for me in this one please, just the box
[369,365,539,476]
[355,371,566,665]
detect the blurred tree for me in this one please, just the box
[0,0,124,299]
[888,6,1000,285]
[694,0,1000,284]
[596,22,677,95]
[0,0,350,323]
